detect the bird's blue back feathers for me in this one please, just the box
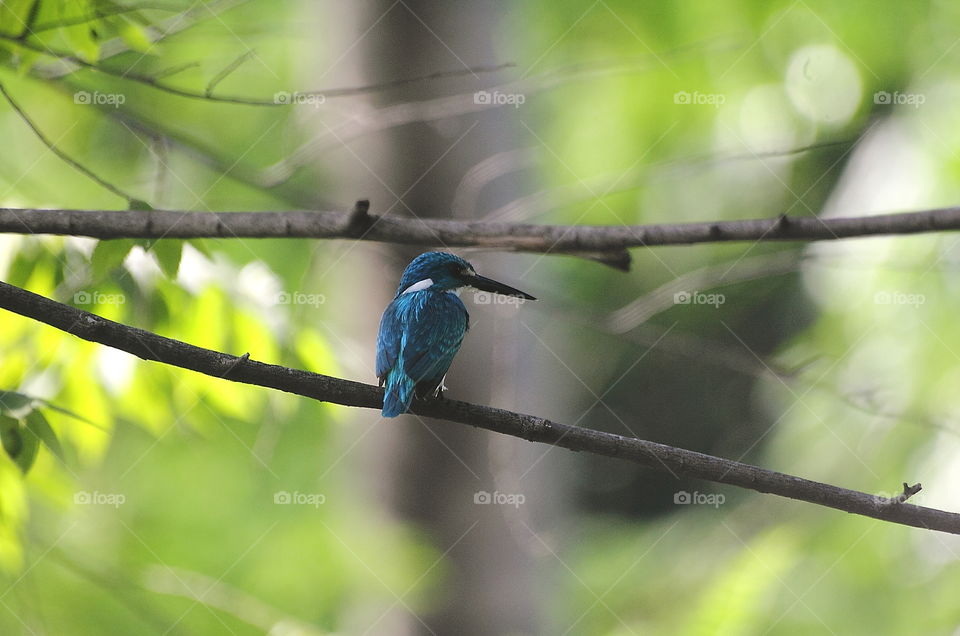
[377,288,469,417]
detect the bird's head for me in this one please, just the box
[395,252,536,300]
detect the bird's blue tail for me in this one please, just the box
[382,368,416,417]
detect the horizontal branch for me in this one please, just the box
[0,280,958,534]
[4,205,960,270]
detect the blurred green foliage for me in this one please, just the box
[515,1,960,634]
[0,0,958,634]
[0,2,439,633]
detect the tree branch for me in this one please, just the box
[1,30,513,106]
[12,0,253,81]
[29,2,184,34]
[0,279,957,534]
[4,205,960,270]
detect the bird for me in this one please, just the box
[376,251,536,417]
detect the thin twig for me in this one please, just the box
[257,55,708,185]
[0,280,957,534]
[29,3,183,34]
[143,566,324,634]
[0,82,135,203]
[479,139,853,224]
[605,250,804,332]
[304,63,516,98]
[0,34,514,105]
[13,0,253,81]
[205,50,258,97]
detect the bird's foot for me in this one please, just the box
[433,376,450,400]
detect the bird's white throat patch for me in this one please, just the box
[401,278,434,294]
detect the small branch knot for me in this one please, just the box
[896,482,923,503]
[352,199,370,217]
[223,352,250,377]
[881,482,922,506]
[345,199,372,237]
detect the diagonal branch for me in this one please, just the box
[0,82,136,204]
[4,205,960,270]
[0,279,957,534]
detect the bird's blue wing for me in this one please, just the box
[376,299,402,385]
[402,292,468,385]
[377,291,468,404]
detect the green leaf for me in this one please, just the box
[61,21,101,63]
[188,239,213,258]
[37,399,100,429]
[149,240,184,279]
[13,427,38,474]
[128,199,153,211]
[91,239,136,279]
[0,391,34,418]
[0,416,21,458]
[118,19,153,53]
[0,416,37,474]
[25,411,65,464]
[0,0,35,37]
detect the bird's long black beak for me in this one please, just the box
[468,274,537,300]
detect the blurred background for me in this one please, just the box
[1,0,959,634]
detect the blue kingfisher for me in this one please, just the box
[376,251,536,417]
